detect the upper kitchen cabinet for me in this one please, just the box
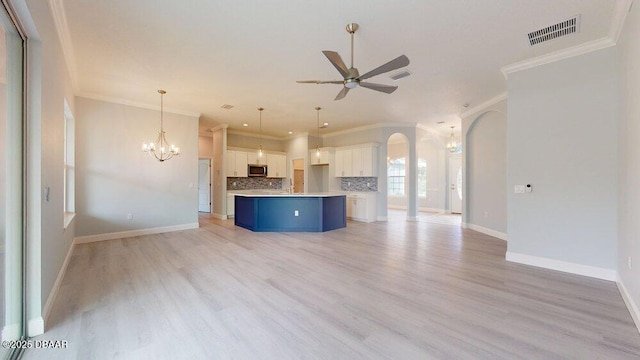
[227,150,248,177]
[248,151,267,165]
[267,153,287,178]
[310,147,332,165]
[335,143,378,177]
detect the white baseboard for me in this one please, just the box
[506,251,617,281]
[28,317,44,337]
[42,241,75,324]
[617,277,640,334]
[462,222,507,241]
[211,213,227,220]
[74,223,199,244]
[407,216,418,222]
[418,207,445,213]
[376,216,388,221]
[2,323,20,341]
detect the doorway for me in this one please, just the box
[292,158,304,193]
[198,159,211,213]
[449,155,462,214]
[1,2,26,357]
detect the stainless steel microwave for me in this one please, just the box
[248,164,267,177]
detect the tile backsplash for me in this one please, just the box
[227,177,283,190]
[341,177,378,192]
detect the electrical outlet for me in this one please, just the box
[628,256,633,270]
[233,181,237,186]
[348,181,351,187]
[294,210,299,217]
[127,213,133,220]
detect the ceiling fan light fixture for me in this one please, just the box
[345,80,359,89]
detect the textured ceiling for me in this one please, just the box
[58,0,621,138]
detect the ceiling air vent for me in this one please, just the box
[528,15,580,46]
[390,70,411,81]
[221,104,234,110]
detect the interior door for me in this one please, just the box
[293,169,304,194]
[449,155,462,214]
[198,159,211,212]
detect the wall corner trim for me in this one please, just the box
[505,251,617,281]
[74,223,199,244]
[500,37,615,79]
[617,277,640,334]
[464,222,507,241]
[42,242,75,324]
[27,317,44,337]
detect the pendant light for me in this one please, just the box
[315,106,322,158]
[257,107,265,160]
[142,89,180,162]
[446,126,458,153]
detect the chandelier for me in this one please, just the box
[446,126,458,153]
[142,89,180,162]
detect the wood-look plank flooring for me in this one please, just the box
[24,212,640,359]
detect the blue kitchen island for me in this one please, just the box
[234,193,346,232]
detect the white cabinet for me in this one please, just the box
[346,193,377,222]
[248,152,267,165]
[335,149,352,177]
[227,193,235,217]
[335,144,377,177]
[267,154,286,178]
[227,150,248,177]
[310,148,331,165]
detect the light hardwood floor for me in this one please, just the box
[24,213,640,359]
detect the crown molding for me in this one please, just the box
[227,129,288,141]
[459,92,508,119]
[48,0,79,91]
[77,92,201,117]
[501,37,615,79]
[323,122,417,138]
[210,124,228,132]
[610,0,634,43]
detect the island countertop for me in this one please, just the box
[233,191,346,198]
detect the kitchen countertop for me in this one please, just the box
[233,191,346,198]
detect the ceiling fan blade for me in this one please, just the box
[358,55,410,81]
[334,87,350,100]
[296,80,344,84]
[322,51,350,78]
[359,82,398,94]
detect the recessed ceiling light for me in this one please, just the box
[242,123,248,127]
[288,131,293,135]
[323,122,329,126]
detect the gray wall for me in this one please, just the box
[75,97,199,236]
[617,0,640,326]
[463,108,507,233]
[506,47,618,270]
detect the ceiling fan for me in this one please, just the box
[297,23,410,100]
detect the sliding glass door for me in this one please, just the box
[0,1,24,359]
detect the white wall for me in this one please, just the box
[285,134,308,192]
[617,0,640,330]
[462,107,507,234]
[212,126,226,218]
[417,136,446,212]
[75,97,199,236]
[506,47,618,272]
[198,134,213,158]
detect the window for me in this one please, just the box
[418,159,427,197]
[387,157,405,196]
[63,100,75,228]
